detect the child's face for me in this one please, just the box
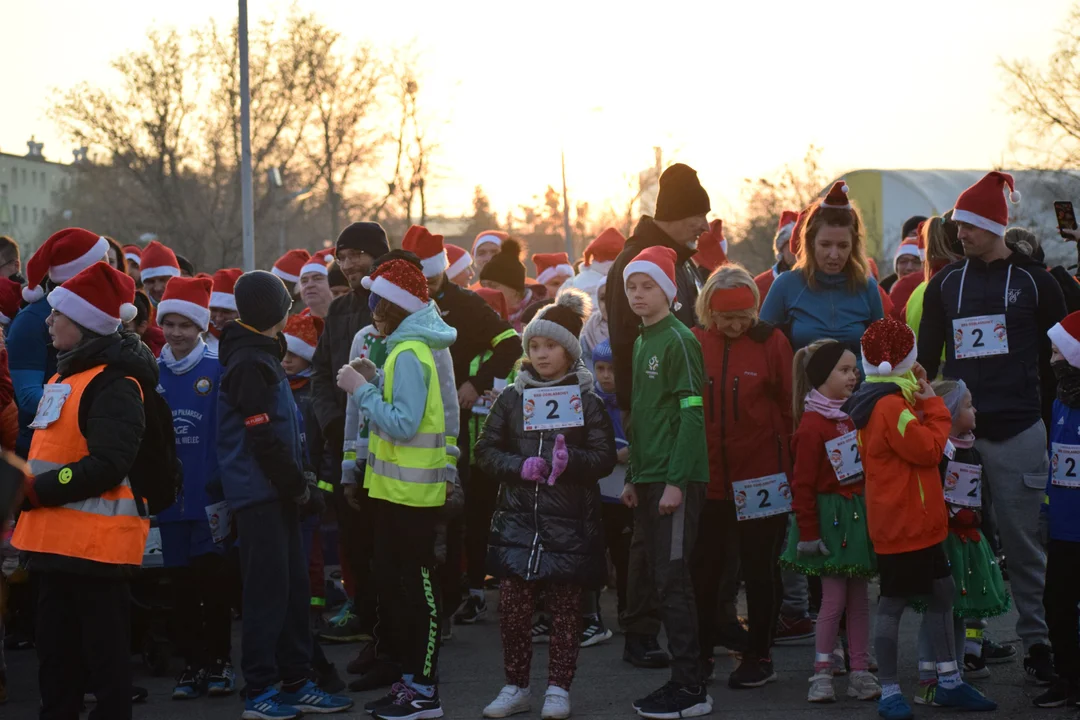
[818,349,859,400]
[953,391,977,435]
[281,351,311,376]
[624,273,669,323]
[528,337,572,380]
[143,276,169,303]
[544,275,569,298]
[160,314,202,358]
[594,360,615,393]
[1052,342,1064,364]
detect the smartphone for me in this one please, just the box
[1055,201,1078,238]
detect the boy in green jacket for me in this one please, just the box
[619,246,712,720]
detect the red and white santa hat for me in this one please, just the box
[22,227,110,303]
[472,230,508,256]
[775,210,799,250]
[361,258,430,314]
[952,171,1020,236]
[622,246,678,304]
[861,317,917,377]
[402,225,449,278]
[895,234,925,262]
[0,277,22,325]
[272,249,311,284]
[284,313,325,362]
[446,244,471,279]
[122,245,142,267]
[300,248,335,278]
[210,268,242,310]
[1048,310,1080,370]
[157,275,213,331]
[582,228,626,275]
[47,261,137,336]
[694,219,728,273]
[533,252,574,285]
[139,241,182,282]
[821,180,851,211]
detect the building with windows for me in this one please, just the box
[0,137,76,250]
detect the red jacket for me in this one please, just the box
[888,271,925,320]
[754,268,778,309]
[791,411,864,541]
[692,323,793,500]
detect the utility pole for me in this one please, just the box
[561,149,573,258]
[238,0,255,271]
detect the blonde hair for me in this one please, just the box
[695,263,760,330]
[792,338,842,429]
[794,199,870,292]
[921,216,961,276]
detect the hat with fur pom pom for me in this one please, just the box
[523,287,593,361]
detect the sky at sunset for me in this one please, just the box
[1,0,1073,222]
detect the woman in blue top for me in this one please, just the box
[760,181,884,353]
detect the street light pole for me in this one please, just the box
[238,0,255,271]
[561,149,573,258]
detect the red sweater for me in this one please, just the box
[791,410,864,541]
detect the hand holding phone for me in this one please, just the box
[1055,201,1078,239]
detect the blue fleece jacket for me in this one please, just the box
[1046,398,1080,543]
[759,269,883,352]
[7,297,56,454]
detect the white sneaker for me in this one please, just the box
[831,638,847,676]
[808,672,836,703]
[541,686,571,720]
[847,670,882,701]
[483,685,531,718]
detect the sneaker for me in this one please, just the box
[1034,678,1080,708]
[172,666,204,700]
[774,613,815,643]
[347,639,378,675]
[206,660,236,696]
[807,672,835,703]
[373,685,444,720]
[312,662,346,694]
[541,686,571,720]
[318,607,370,644]
[580,615,613,648]
[635,683,712,719]
[877,693,914,720]
[982,638,1017,664]
[483,685,532,718]
[1025,643,1054,686]
[632,681,679,712]
[729,657,774,689]
[453,594,487,625]
[913,682,937,706]
[847,671,882,701]
[831,639,847,677]
[760,658,778,683]
[712,619,749,654]
[365,682,408,715]
[532,615,551,644]
[931,681,997,711]
[277,679,354,714]
[963,652,991,679]
[623,633,670,669]
[243,689,302,720]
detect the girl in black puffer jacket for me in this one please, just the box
[475,289,616,720]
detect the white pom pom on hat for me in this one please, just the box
[878,361,892,375]
[120,303,138,323]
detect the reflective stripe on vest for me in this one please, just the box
[365,340,447,508]
[12,365,150,566]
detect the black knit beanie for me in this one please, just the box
[234,270,293,332]
[654,163,711,221]
[336,222,390,258]
[901,215,927,240]
[479,238,526,293]
[523,288,592,361]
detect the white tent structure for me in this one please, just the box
[829,169,1080,270]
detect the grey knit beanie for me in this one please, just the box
[234,270,292,331]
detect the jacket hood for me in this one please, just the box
[514,361,594,393]
[389,301,457,351]
[627,216,696,263]
[58,331,159,388]
[217,321,286,366]
[842,381,899,430]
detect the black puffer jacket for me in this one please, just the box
[475,363,616,587]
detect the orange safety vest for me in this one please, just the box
[12,365,149,566]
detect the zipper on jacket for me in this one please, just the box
[732,376,740,422]
[526,431,545,580]
[708,378,716,423]
[720,340,731,487]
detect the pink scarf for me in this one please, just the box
[950,433,975,449]
[804,389,849,421]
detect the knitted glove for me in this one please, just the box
[521,457,550,483]
[350,357,378,381]
[336,364,367,394]
[797,539,830,557]
[547,434,569,486]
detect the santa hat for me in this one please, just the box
[284,313,325,362]
[157,275,213,331]
[1048,311,1080,370]
[952,171,1020,236]
[582,228,626,275]
[446,244,472,280]
[775,210,799,250]
[474,286,509,320]
[472,230,508,256]
[894,235,925,262]
[300,248,335,278]
[822,181,851,211]
[789,209,809,256]
[533,252,574,285]
[361,258,430,314]
[272,249,311,284]
[623,246,678,304]
[122,245,142,267]
[402,225,449,278]
[139,241,181,282]
[694,219,728,273]
[47,261,137,336]
[210,268,242,310]
[0,277,22,325]
[22,227,110,303]
[861,317,917,377]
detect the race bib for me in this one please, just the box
[732,473,791,521]
[943,461,982,507]
[1051,443,1080,488]
[944,440,956,460]
[205,501,233,544]
[953,315,1008,359]
[825,430,863,485]
[522,386,584,432]
[29,383,72,429]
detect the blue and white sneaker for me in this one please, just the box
[242,689,302,720]
[877,692,914,720]
[277,680,354,714]
[172,667,203,700]
[932,681,997,711]
[206,659,236,696]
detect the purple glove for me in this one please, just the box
[521,456,550,483]
[547,434,569,486]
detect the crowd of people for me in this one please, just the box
[0,161,1079,720]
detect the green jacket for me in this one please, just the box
[628,313,708,488]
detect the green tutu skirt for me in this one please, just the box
[943,530,1011,619]
[780,493,876,578]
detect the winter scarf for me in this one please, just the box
[950,433,975,449]
[160,339,208,376]
[864,370,919,404]
[289,366,314,391]
[1054,360,1080,408]
[803,388,848,421]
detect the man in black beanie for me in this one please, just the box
[311,221,389,651]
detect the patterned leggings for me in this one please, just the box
[499,576,582,690]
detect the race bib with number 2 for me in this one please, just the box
[1052,443,1080,488]
[522,386,585,432]
[29,383,72,429]
[732,473,791,521]
[943,461,982,507]
[825,430,863,485]
[953,315,1008,360]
